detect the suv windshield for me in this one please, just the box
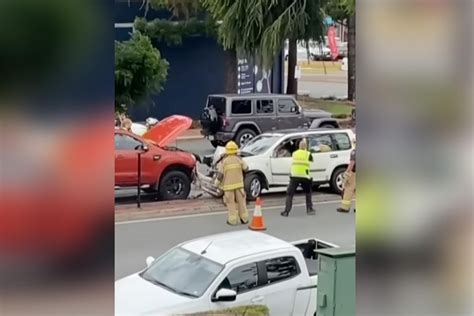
[240,135,281,156]
[207,97,226,115]
[140,248,223,298]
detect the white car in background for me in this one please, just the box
[115,230,338,316]
[130,117,160,136]
[209,128,355,200]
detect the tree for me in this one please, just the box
[202,0,327,95]
[324,0,355,100]
[134,0,238,93]
[115,32,169,113]
[272,0,327,95]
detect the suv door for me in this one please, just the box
[209,263,262,311]
[255,98,278,132]
[307,133,335,182]
[277,98,305,130]
[270,136,302,185]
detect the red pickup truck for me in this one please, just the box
[114,115,197,200]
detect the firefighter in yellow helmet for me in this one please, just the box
[216,141,249,225]
[337,138,356,213]
[281,138,315,217]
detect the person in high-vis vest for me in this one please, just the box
[337,145,356,213]
[281,139,315,217]
[217,141,249,225]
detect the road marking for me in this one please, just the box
[116,199,351,226]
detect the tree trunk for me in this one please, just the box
[347,14,356,101]
[286,38,298,95]
[223,48,237,93]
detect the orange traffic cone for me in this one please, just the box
[249,198,266,231]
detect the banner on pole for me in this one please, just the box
[327,26,339,60]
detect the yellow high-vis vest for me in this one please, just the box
[291,149,311,179]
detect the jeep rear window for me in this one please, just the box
[231,99,252,114]
[207,97,226,115]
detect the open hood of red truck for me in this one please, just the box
[142,115,193,147]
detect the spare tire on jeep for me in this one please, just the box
[200,106,221,134]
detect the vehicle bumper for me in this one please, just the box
[214,132,233,143]
[194,168,223,198]
[201,131,234,143]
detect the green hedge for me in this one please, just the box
[179,305,269,316]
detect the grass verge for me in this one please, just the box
[182,305,269,316]
[298,96,353,118]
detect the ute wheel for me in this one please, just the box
[158,170,191,200]
[330,167,346,195]
[320,123,335,129]
[244,173,263,201]
[235,128,257,147]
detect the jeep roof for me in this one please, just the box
[207,93,296,99]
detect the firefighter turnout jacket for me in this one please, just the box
[218,155,248,191]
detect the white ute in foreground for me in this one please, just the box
[115,230,338,316]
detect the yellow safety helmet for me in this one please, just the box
[225,141,239,155]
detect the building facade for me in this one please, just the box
[115,0,283,120]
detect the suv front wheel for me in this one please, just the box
[235,128,257,147]
[158,170,191,200]
[244,173,263,201]
[330,167,346,195]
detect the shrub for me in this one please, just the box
[115,32,169,113]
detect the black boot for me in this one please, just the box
[307,209,316,215]
[337,207,349,213]
[280,211,289,217]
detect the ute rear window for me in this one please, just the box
[207,97,226,115]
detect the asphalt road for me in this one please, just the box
[115,200,355,280]
[285,72,348,99]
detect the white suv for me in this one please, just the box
[234,128,355,199]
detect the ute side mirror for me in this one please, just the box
[145,256,155,267]
[134,143,149,152]
[213,288,237,302]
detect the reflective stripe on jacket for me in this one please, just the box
[218,155,248,191]
[291,149,311,179]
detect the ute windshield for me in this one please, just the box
[140,247,223,298]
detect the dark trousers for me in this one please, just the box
[284,177,313,213]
